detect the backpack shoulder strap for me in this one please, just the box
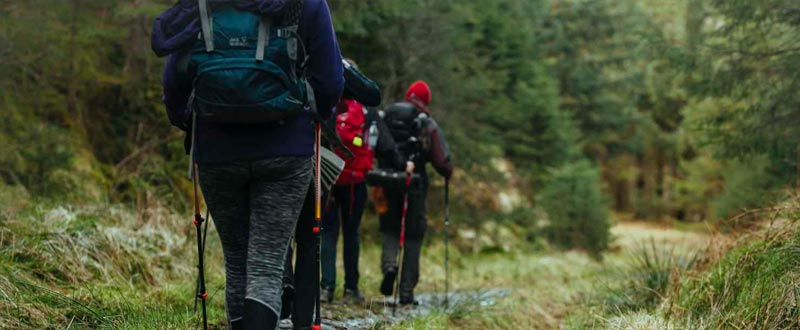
[198,0,214,52]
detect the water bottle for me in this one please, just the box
[368,121,379,149]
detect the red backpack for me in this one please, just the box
[335,99,375,185]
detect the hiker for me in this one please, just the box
[320,59,411,304]
[281,59,409,327]
[378,80,453,306]
[153,0,343,329]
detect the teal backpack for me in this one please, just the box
[187,0,310,123]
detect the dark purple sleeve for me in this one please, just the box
[162,54,193,131]
[426,119,453,179]
[302,0,344,119]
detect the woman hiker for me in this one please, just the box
[154,0,344,328]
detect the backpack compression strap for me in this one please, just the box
[198,0,214,52]
[258,0,303,62]
[256,17,271,61]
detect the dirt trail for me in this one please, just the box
[315,222,713,330]
[317,289,510,329]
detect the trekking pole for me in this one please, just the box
[444,178,450,309]
[393,173,413,315]
[313,123,323,330]
[192,163,209,330]
[194,209,209,313]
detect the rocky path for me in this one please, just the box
[311,222,714,330]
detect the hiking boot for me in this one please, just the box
[399,298,419,307]
[244,298,279,329]
[320,287,335,303]
[343,288,365,305]
[380,268,397,296]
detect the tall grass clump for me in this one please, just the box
[565,240,695,329]
[604,240,696,313]
[674,207,800,329]
[0,203,226,329]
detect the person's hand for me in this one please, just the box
[405,161,415,175]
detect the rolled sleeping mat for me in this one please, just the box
[314,147,346,193]
[343,59,382,107]
[366,169,421,190]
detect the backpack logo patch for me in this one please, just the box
[229,37,249,47]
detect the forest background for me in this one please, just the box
[3,0,797,250]
[1,0,799,328]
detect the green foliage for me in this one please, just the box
[676,210,800,328]
[711,156,783,221]
[672,154,723,222]
[0,0,195,207]
[542,0,655,158]
[537,160,611,255]
[1,0,797,253]
[673,0,800,197]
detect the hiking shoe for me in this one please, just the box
[343,288,365,305]
[277,318,293,330]
[321,287,335,303]
[399,298,419,307]
[380,268,397,296]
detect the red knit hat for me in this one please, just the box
[405,80,432,105]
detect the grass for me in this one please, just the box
[1,199,690,329]
[0,204,228,329]
[562,198,800,330]
[386,222,711,330]
[3,194,797,330]
[672,213,800,328]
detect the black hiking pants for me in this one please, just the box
[379,185,427,302]
[282,187,318,329]
[321,182,368,291]
[198,157,311,329]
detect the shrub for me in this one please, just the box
[537,160,611,256]
[711,155,782,223]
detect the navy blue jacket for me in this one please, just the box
[155,0,344,163]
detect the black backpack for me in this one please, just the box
[383,102,430,161]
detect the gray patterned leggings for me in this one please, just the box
[199,156,312,327]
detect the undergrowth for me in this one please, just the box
[0,202,227,329]
[567,197,800,329]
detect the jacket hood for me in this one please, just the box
[152,0,293,57]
